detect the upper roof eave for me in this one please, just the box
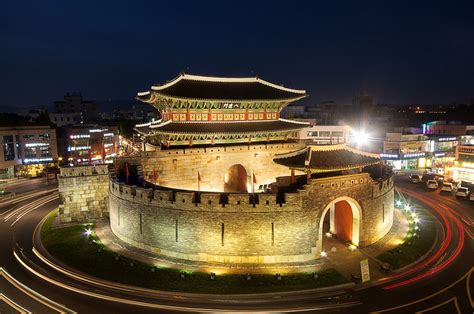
[136,91,308,103]
[136,73,308,103]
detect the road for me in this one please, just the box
[0,177,472,313]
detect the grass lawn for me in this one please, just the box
[377,208,436,270]
[41,211,349,294]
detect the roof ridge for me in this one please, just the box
[144,73,306,95]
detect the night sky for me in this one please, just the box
[2,0,474,109]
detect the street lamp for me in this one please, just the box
[352,130,370,146]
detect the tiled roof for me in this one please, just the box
[137,74,307,101]
[135,119,309,135]
[274,145,380,172]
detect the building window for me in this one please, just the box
[23,134,35,141]
[39,146,52,158]
[24,147,36,158]
[3,136,15,161]
[39,133,50,140]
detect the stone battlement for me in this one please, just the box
[109,179,286,212]
[59,165,109,177]
[58,165,110,223]
[109,172,393,213]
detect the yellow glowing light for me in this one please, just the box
[418,158,426,168]
[348,244,357,251]
[320,251,327,258]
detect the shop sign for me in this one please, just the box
[380,153,399,159]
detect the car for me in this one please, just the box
[441,182,455,192]
[455,187,470,198]
[470,193,474,201]
[409,174,421,183]
[426,179,438,190]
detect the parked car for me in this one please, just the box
[409,174,421,183]
[455,187,470,198]
[441,182,455,192]
[470,193,474,201]
[426,180,438,190]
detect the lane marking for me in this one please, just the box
[415,296,460,314]
[373,267,473,313]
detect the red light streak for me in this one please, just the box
[383,188,465,289]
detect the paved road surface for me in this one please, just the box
[0,177,472,313]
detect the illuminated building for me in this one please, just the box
[423,120,467,136]
[289,125,351,144]
[381,132,430,170]
[59,74,394,268]
[452,145,474,184]
[0,126,58,178]
[64,125,119,165]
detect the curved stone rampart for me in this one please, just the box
[109,172,394,265]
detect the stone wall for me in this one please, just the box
[139,142,306,192]
[58,165,110,223]
[108,171,394,265]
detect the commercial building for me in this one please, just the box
[0,126,58,178]
[422,120,466,136]
[381,132,430,170]
[452,145,474,184]
[64,125,120,165]
[290,125,351,144]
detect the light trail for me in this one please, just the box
[379,188,452,283]
[4,193,58,222]
[15,248,361,312]
[0,266,74,313]
[0,188,58,209]
[383,189,465,290]
[10,194,59,227]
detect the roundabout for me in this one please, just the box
[0,176,472,312]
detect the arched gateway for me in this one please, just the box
[224,164,248,192]
[318,197,362,251]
